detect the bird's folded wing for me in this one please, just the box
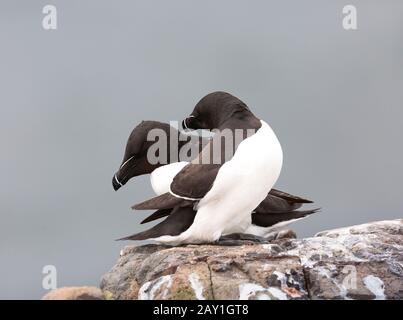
[132,192,192,210]
[132,163,221,210]
[170,163,221,199]
[251,208,320,228]
[118,206,196,241]
[255,194,303,214]
[269,188,313,204]
[140,208,172,224]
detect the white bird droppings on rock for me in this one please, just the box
[239,283,266,300]
[239,283,288,300]
[188,273,205,300]
[267,287,288,300]
[138,275,172,300]
[363,275,385,300]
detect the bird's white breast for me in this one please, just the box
[150,162,188,195]
[160,120,283,244]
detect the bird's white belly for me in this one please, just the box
[150,162,188,195]
[156,120,283,244]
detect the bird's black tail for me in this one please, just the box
[140,208,172,224]
[117,206,196,241]
[251,208,320,228]
[269,188,313,203]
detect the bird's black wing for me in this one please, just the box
[254,194,303,213]
[140,208,172,224]
[118,206,196,241]
[132,163,221,210]
[269,188,313,204]
[132,192,192,210]
[170,163,221,199]
[251,208,320,228]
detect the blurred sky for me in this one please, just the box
[0,0,402,299]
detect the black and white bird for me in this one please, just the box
[112,121,314,235]
[113,92,318,244]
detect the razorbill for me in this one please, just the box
[122,92,317,244]
[112,121,316,233]
[112,121,207,191]
[112,120,311,203]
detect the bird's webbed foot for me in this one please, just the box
[215,233,270,246]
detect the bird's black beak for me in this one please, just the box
[181,115,197,131]
[112,173,123,191]
[112,155,136,191]
[112,156,155,191]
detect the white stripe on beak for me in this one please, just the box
[120,156,135,169]
[183,115,195,130]
[114,174,123,187]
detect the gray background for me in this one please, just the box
[0,0,402,299]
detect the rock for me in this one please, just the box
[42,286,104,300]
[100,220,403,300]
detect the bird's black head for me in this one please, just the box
[112,121,172,191]
[182,91,254,131]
